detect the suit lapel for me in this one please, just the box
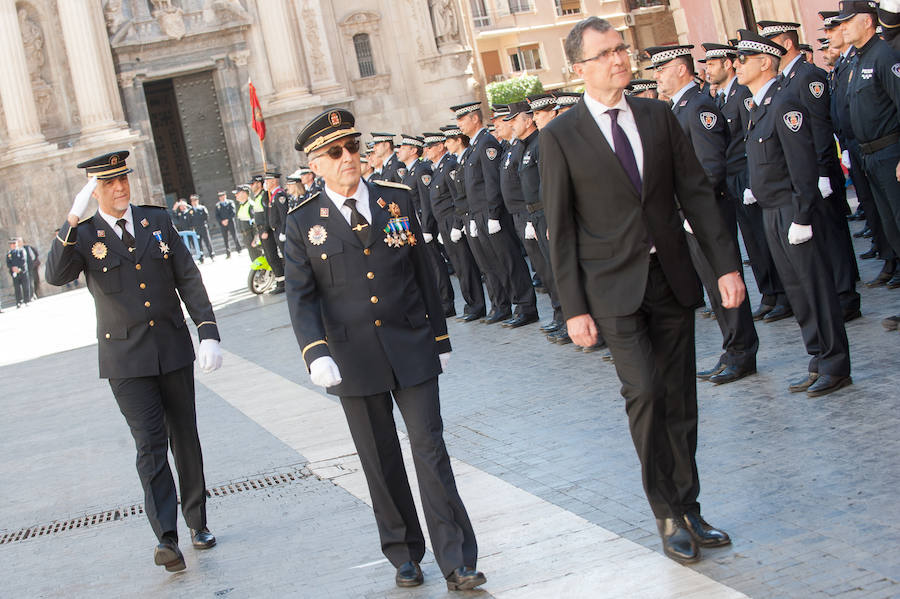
[366,181,392,248]
[574,99,639,203]
[92,213,133,261]
[319,193,363,248]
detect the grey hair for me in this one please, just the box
[564,16,615,64]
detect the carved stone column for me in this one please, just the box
[293,0,340,91]
[0,0,47,150]
[57,0,123,135]
[255,0,309,101]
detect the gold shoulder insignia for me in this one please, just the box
[374,180,412,191]
[290,191,320,214]
[139,204,168,210]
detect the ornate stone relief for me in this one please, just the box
[17,8,52,127]
[300,4,328,79]
[202,0,250,25]
[429,0,462,50]
[151,0,186,39]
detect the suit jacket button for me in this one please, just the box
[370,296,378,304]
[321,253,327,260]
[364,248,371,255]
[374,319,382,326]
[367,271,374,279]
[149,320,155,327]
[164,254,169,259]
[140,283,146,289]
[144,301,151,308]
[105,333,110,339]
[102,267,108,272]
[135,264,142,270]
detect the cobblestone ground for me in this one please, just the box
[1,214,897,598]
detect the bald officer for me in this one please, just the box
[45,151,223,573]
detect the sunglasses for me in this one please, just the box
[317,138,361,160]
[736,54,764,64]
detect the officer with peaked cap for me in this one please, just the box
[736,30,852,396]
[284,109,485,591]
[214,190,242,257]
[45,150,222,572]
[526,93,559,129]
[249,173,286,293]
[625,79,659,99]
[552,91,582,113]
[759,19,862,321]
[370,132,404,183]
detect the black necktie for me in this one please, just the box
[344,199,369,244]
[117,218,135,251]
[607,109,642,196]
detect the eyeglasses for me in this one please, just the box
[653,62,677,73]
[576,44,631,64]
[736,54,763,64]
[317,139,361,160]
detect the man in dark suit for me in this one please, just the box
[6,238,30,307]
[652,44,759,384]
[285,110,485,591]
[214,190,242,258]
[542,16,743,564]
[45,151,222,573]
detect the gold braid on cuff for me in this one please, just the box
[302,339,328,360]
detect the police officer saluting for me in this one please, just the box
[735,30,852,396]
[45,151,223,572]
[284,110,485,591]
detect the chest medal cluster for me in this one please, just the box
[383,201,416,248]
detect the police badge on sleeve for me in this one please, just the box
[893,63,900,78]
[783,111,803,132]
[700,111,717,130]
[485,147,498,161]
[809,81,825,98]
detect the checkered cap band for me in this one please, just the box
[453,104,481,118]
[760,23,799,36]
[554,95,579,106]
[528,96,556,110]
[649,47,693,66]
[441,126,463,136]
[424,134,446,144]
[705,48,735,59]
[737,39,784,57]
[400,136,424,147]
[630,82,657,92]
[371,135,394,143]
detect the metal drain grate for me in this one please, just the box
[0,467,310,546]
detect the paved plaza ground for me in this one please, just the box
[1,216,898,598]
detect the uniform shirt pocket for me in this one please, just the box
[88,254,123,294]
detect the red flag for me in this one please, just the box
[248,80,266,141]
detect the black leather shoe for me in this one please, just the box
[535,286,548,294]
[445,566,486,591]
[853,227,871,238]
[190,527,216,549]
[268,282,285,295]
[710,364,757,385]
[763,304,793,322]
[656,517,700,564]
[503,312,539,328]
[843,309,862,323]
[697,361,726,380]
[848,208,865,221]
[751,303,774,320]
[882,315,900,331]
[863,228,874,238]
[540,319,563,333]
[395,561,423,587]
[806,374,852,397]
[580,338,607,353]
[860,246,878,260]
[866,271,892,288]
[682,511,731,547]
[549,329,572,344]
[154,538,186,572]
[444,308,457,318]
[888,273,900,289]
[484,310,512,324]
[789,372,818,393]
[459,311,485,322]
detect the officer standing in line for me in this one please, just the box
[422,132,486,320]
[651,44,759,385]
[45,151,222,572]
[250,174,285,293]
[370,133,404,182]
[551,91,582,114]
[285,171,303,211]
[265,172,290,259]
[6,238,30,308]
[234,184,261,261]
[285,110,486,591]
[399,134,455,316]
[701,42,793,322]
[735,30,852,396]
[625,79,660,99]
[452,101,539,327]
[189,194,215,263]
[838,0,900,331]
[759,20,862,321]
[215,190,242,258]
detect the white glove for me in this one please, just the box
[524,222,537,239]
[309,356,342,388]
[197,339,223,373]
[278,233,286,242]
[683,219,694,235]
[788,222,813,245]
[817,176,833,198]
[487,219,501,234]
[841,150,851,169]
[423,232,434,243]
[70,176,98,219]
[450,227,462,242]
[469,220,478,237]
[437,233,443,244]
[743,188,757,205]
[439,352,450,371]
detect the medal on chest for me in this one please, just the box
[383,201,416,247]
[153,230,170,256]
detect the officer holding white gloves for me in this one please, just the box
[45,151,222,573]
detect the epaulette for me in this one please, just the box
[374,180,412,191]
[140,204,168,210]
[289,191,320,214]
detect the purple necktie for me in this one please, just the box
[607,109,642,196]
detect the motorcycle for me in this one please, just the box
[247,255,276,294]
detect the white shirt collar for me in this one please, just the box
[404,158,417,169]
[583,89,630,118]
[669,81,697,108]
[324,178,371,224]
[753,77,778,106]
[781,54,802,79]
[382,152,396,168]
[98,204,134,237]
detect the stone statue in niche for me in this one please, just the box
[428,0,461,48]
[18,8,53,126]
[150,0,186,39]
[202,0,250,24]
[104,0,133,43]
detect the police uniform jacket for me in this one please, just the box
[518,129,543,213]
[499,138,526,216]
[746,82,820,225]
[463,129,505,219]
[6,247,27,274]
[45,206,219,379]
[188,205,209,229]
[848,34,900,146]
[172,207,190,231]
[268,187,289,236]
[450,148,472,220]
[284,179,451,398]
[778,56,840,177]
[215,199,236,221]
[373,153,404,183]
[425,153,462,233]
[672,83,728,190]
[720,79,752,179]
[400,159,434,219]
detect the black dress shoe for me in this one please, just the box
[503,312,539,328]
[843,309,862,323]
[154,538,186,572]
[656,517,700,564]
[863,228,874,238]
[709,364,756,385]
[535,286,548,294]
[848,208,865,221]
[459,311,485,322]
[882,315,900,331]
[763,304,793,323]
[601,352,614,362]
[395,561,423,587]
[444,308,457,318]
[866,270,892,288]
[888,273,900,289]
[580,338,607,353]
[682,511,731,547]
[853,227,870,238]
[697,361,726,380]
[484,310,512,324]
[699,307,713,318]
[788,372,818,393]
[190,527,216,549]
[268,282,285,295]
[751,303,774,320]
[540,319,563,333]
[859,245,878,260]
[445,566,486,591]
[806,374,852,397]
[549,329,572,344]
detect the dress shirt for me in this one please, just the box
[669,81,697,109]
[753,77,778,107]
[583,91,644,178]
[780,54,803,80]
[721,75,737,103]
[325,179,372,226]
[98,204,135,239]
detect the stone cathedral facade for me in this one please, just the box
[0,0,477,298]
